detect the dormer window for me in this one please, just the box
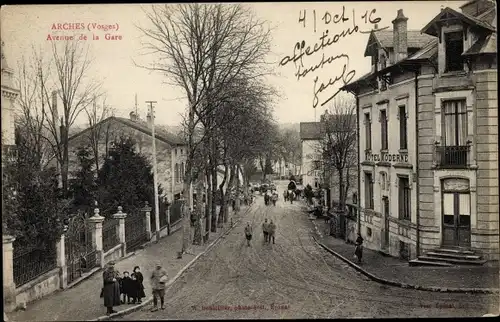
[445,31,464,72]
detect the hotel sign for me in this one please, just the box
[365,152,409,163]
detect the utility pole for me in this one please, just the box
[146,100,161,243]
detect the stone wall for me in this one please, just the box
[15,268,60,307]
[416,73,440,254]
[473,69,499,260]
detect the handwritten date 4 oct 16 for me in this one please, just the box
[298,7,381,31]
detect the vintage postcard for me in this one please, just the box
[1,1,498,320]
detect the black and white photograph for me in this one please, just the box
[1,1,498,320]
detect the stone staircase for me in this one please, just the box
[409,247,487,267]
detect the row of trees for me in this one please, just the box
[137,3,281,252]
[2,38,110,246]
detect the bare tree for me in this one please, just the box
[14,51,53,171]
[317,95,358,212]
[137,3,273,254]
[84,95,114,172]
[40,40,103,196]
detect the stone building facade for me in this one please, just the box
[1,40,19,154]
[342,0,498,260]
[67,112,187,203]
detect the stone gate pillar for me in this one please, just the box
[3,235,17,312]
[113,206,127,255]
[56,227,67,289]
[87,208,105,268]
[142,202,152,240]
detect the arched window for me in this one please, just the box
[180,162,185,182]
[174,163,179,183]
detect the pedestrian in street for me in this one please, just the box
[150,262,168,312]
[262,219,269,243]
[131,266,146,304]
[354,233,364,264]
[272,192,278,206]
[244,222,253,247]
[290,191,295,204]
[268,220,276,244]
[120,271,134,304]
[283,190,288,202]
[102,261,121,315]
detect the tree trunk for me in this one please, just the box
[338,168,345,212]
[192,178,203,245]
[217,162,228,228]
[205,164,211,237]
[211,165,218,232]
[235,164,241,212]
[224,163,237,223]
[181,104,195,254]
[210,137,218,232]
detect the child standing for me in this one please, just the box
[131,266,146,304]
[120,271,133,304]
[244,222,253,247]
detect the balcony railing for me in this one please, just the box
[436,145,469,168]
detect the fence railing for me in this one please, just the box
[13,242,57,287]
[170,200,184,225]
[125,211,148,252]
[436,145,469,168]
[102,218,120,252]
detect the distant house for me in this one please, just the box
[299,122,322,189]
[67,111,187,202]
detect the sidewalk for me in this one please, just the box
[7,206,249,322]
[311,217,499,292]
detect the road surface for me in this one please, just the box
[118,184,497,319]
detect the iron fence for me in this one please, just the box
[170,200,184,225]
[159,201,168,229]
[102,218,120,252]
[125,211,148,252]
[437,145,469,168]
[13,242,57,287]
[64,213,99,284]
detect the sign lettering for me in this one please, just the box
[365,152,409,163]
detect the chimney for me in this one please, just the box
[146,111,153,127]
[392,9,408,63]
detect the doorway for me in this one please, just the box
[382,196,390,250]
[442,191,471,247]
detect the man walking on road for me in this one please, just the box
[151,262,168,312]
[262,219,269,243]
[244,222,253,247]
[268,220,276,244]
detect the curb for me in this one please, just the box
[312,235,499,294]
[92,206,252,321]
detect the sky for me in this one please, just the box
[1,1,467,127]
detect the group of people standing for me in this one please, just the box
[262,218,277,244]
[264,190,278,206]
[101,261,169,315]
[243,219,277,247]
[283,190,296,203]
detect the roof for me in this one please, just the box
[421,7,496,37]
[300,122,322,140]
[375,30,434,49]
[460,0,477,8]
[364,30,434,56]
[463,32,497,55]
[68,116,186,146]
[407,38,439,60]
[343,39,438,92]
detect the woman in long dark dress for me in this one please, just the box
[102,261,120,315]
[354,233,364,264]
[131,266,146,303]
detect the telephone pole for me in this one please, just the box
[146,100,161,243]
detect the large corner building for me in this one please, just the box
[342,0,498,260]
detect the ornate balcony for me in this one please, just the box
[435,145,470,169]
